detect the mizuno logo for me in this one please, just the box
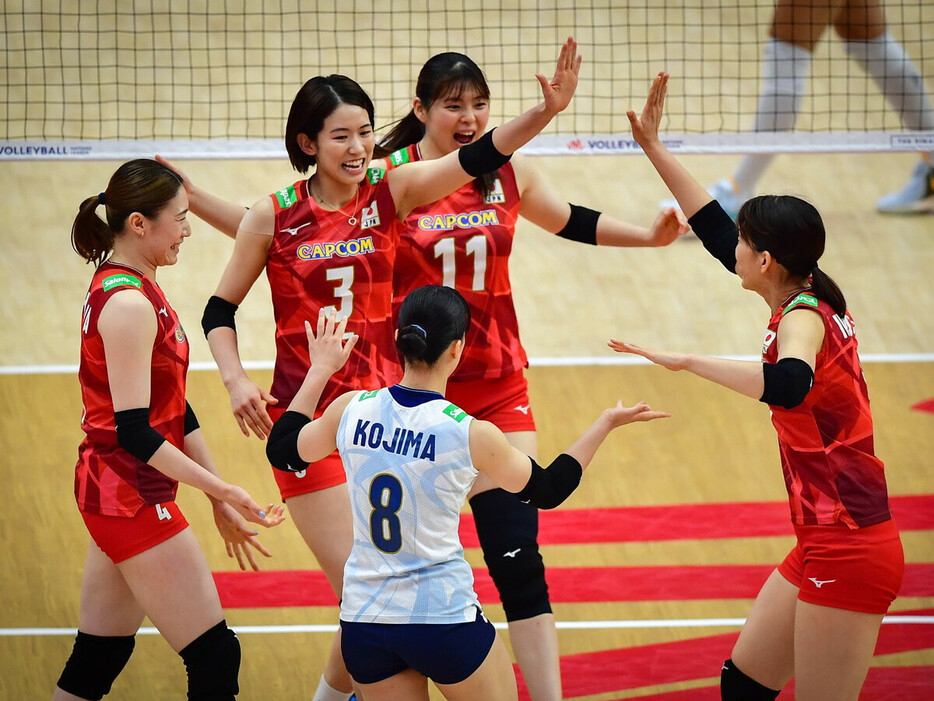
[503,548,521,558]
[282,222,311,236]
[808,577,836,588]
[514,405,530,415]
[157,306,168,316]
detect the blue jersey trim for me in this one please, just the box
[388,384,445,407]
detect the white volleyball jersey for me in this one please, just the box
[336,384,480,624]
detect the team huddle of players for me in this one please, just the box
[55,24,912,701]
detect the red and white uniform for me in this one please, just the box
[75,262,188,517]
[266,176,404,410]
[763,292,892,529]
[385,145,527,383]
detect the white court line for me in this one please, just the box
[2,353,934,375]
[3,615,931,637]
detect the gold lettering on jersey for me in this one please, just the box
[417,209,499,231]
[296,237,375,260]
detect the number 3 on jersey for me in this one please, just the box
[323,265,354,320]
[433,235,487,291]
[369,473,402,553]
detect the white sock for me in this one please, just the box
[312,676,353,701]
[844,31,934,162]
[733,38,813,195]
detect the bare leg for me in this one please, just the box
[116,528,225,651]
[287,486,356,694]
[730,569,797,691]
[793,602,884,700]
[52,542,147,700]
[467,430,562,701]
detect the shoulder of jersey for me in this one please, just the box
[272,184,302,211]
[440,402,469,423]
[100,272,143,293]
[782,292,820,315]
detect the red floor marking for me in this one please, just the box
[615,667,934,701]
[911,398,934,414]
[215,564,934,608]
[457,495,934,547]
[513,617,934,699]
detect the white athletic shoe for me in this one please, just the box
[876,160,934,214]
[660,178,746,221]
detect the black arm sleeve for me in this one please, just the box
[514,454,584,510]
[184,401,200,435]
[760,357,815,409]
[201,295,238,337]
[266,410,313,472]
[555,204,600,245]
[115,408,167,463]
[687,200,739,273]
[458,128,511,177]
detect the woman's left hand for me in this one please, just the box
[537,36,582,115]
[212,501,283,571]
[306,309,358,377]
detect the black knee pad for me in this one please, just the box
[721,658,780,700]
[469,488,551,621]
[179,620,241,700]
[57,631,135,700]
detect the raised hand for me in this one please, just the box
[306,309,358,376]
[626,71,669,148]
[608,338,689,371]
[536,36,582,115]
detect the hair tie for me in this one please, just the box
[98,192,106,206]
[409,324,427,338]
[810,262,819,273]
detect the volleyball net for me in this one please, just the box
[2,0,932,159]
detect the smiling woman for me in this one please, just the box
[178,38,583,700]
[54,158,285,701]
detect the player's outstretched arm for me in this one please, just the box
[470,400,668,509]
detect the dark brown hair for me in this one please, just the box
[285,75,376,174]
[71,159,183,267]
[376,52,498,197]
[737,195,846,316]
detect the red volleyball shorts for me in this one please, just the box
[81,501,189,564]
[778,518,904,614]
[446,369,536,433]
[268,404,347,501]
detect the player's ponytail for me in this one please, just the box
[71,159,183,267]
[737,195,846,317]
[396,285,471,367]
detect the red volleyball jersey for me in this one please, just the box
[384,145,527,382]
[763,292,891,528]
[75,263,188,517]
[266,176,402,412]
